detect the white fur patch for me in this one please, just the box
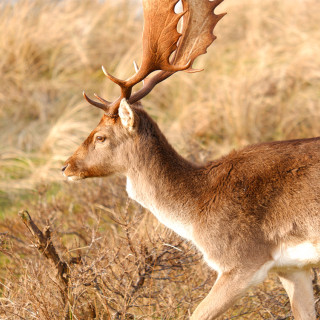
[248,242,320,285]
[63,172,82,181]
[202,254,223,276]
[126,178,193,240]
[273,242,320,269]
[67,176,82,181]
[126,177,137,201]
[157,216,193,240]
[250,261,275,285]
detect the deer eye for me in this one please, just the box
[95,136,106,143]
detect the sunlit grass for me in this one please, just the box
[1,0,319,194]
[0,0,319,318]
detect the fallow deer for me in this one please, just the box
[62,0,320,319]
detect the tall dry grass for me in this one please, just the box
[0,0,141,191]
[0,0,320,318]
[0,0,319,192]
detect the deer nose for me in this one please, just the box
[61,164,68,172]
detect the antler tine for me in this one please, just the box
[133,61,139,73]
[101,65,132,100]
[101,66,125,89]
[94,93,111,105]
[83,92,109,112]
[133,60,145,86]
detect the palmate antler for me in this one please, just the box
[84,0,226,117]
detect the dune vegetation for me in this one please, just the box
[0,0,320,318]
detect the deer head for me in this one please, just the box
[62,0,225,181]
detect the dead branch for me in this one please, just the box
[19,210,70,288]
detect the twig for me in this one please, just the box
[19,210,70,288]
[18,210,73,320]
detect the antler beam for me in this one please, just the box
[84,0,225,116]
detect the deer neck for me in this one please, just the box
[125,129,203,240]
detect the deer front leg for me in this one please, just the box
[278,269,316,320]
[191,268,261,320]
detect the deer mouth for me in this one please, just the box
[61,164,85,181]
[66,175,84,181]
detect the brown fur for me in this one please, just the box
[64,106,320,319]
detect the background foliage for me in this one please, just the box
[0,0,319,318]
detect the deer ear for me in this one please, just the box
[119,99,136,130]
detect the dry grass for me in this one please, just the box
[0,0,320,318]
[1,180,314,319]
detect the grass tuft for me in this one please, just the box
[0,0,319,318]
